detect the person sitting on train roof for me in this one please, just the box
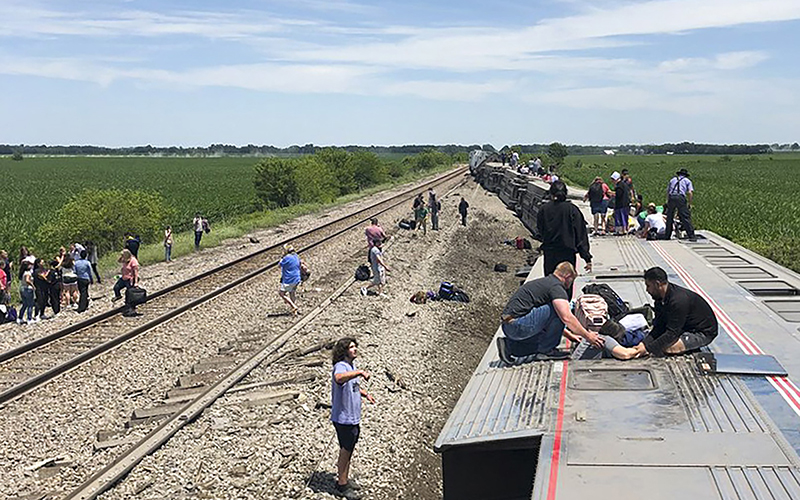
[632,267,718,357]
[638,203,667,240]
[498,262,603,363]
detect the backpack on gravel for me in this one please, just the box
[6,306,17,322]
[410,291,427,304]
[574,294,608,331]
[355,265,371,281]
[582,283,628,320]
[438,281,470,303]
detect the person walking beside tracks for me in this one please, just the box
[330,337,375,500]
[632,267,718,357]
[112,249,139,312]
[85,241,101,283]
[278,244,301,316]
[428,188,440,231]
[498,262,603,363]
[458,197,469,226]
[536,180,592,298]
[364,218,385,262]
[361,238,389,297]
[664,168,696,241]
[74,250,93,313]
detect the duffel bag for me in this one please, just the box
[125,286,148,306]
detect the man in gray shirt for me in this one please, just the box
[499,262,602,363]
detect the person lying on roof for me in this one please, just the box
[498,262,603,363]
[632,267,719,357]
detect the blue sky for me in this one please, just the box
[1,0,799,147]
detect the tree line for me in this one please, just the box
[2,142,788,159]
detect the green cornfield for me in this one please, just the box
[559,154,800,273]
[1,156,260,257]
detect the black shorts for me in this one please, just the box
[333,422,360,452]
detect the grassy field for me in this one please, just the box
[558,154,800,273]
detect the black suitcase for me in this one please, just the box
[125,286,147,306]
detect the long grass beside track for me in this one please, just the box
[558,154,800,273]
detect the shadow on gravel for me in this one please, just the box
[307,471,338,496]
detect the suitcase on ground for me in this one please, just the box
[125,286,147,306]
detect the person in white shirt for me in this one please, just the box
[640,204,667,240]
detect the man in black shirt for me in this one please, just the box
[634,267,718,357]
[536,181,592,298]
[499,262,602,363]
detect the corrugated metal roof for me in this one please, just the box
[434,362,557,451]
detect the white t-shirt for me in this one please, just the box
[645,213,666,234]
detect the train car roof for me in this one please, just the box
[435,169,800,499]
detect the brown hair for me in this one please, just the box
[554,261,578,279]
[331,337,358,365]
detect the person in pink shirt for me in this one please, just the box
[364,218,386,262]
[112,249,139,315]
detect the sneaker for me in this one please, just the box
[347,479,362,491]
[533,349,571,361]
[496,337,515,366]
[360,287,368,296]
[16,318,24,325]
[111,295,122,303]
[379,293,388,298]
[334,484,361,500]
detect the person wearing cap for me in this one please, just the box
[664,168,696,241]
[610,171,630,235]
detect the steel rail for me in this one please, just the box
[62,173,470,500]
[0,167,467,406]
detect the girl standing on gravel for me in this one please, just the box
[278,244,301,316]
[331,337,375,500]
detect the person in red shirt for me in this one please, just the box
[364,218,386,262]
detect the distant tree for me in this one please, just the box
[792,143,800,151]
[350,151,387,190]
[11,150,23,161]
[547,142,569,165]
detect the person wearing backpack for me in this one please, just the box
[537,181,592,299]
[583,176,610,235]
[632,267,718,357]
[498,262,602,363]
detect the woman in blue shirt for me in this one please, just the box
[278,244,301,315]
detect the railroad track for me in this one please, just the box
[0,166,468,407]
[60,172,470,500]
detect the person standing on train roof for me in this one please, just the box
[633,267,718,357]
[621,168,637,203]
[583,176,610,235]
[498,262,603,363]
[536,180,592,299]
[610,171,631,235]
[330,337,375,500]
[664,168,696,242]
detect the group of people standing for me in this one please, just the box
[583,168,696,241]
[3,242,102,324]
